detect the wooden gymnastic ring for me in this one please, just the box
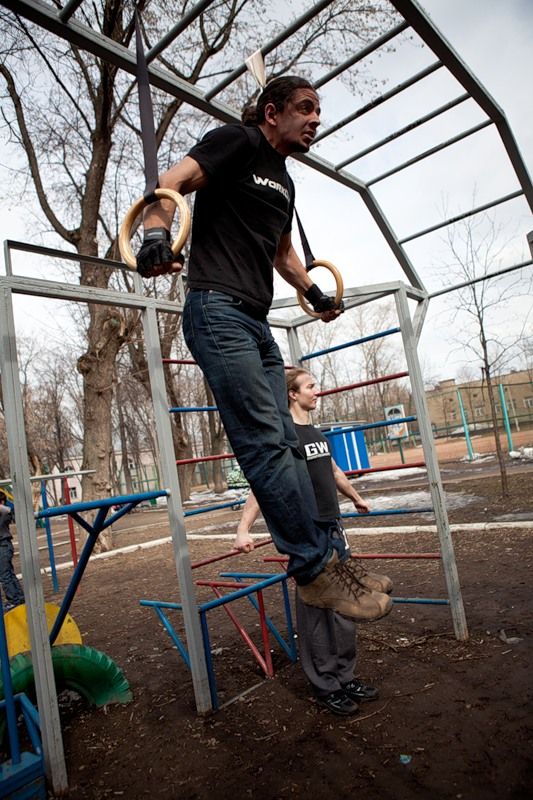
[118,188,191,270]
[297,260,344,318]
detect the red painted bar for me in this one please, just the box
[208,586,270,675]
[176,452,235,465]
[317,371,409,396]
[346,460,426,476]
[191,539,272,570]
[162,358,197,365]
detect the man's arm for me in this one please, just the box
[274,232,342,323]
[136,156,208,278]
[331,458,370,514]
[234,491,261,553]
[143,156,208,230]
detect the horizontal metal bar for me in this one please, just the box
[336,93,470,170]
[0,469,94,487]
[324,415,416,435]
[391,597,449,605]
[317,371,409,397]
[204,0,335,100]
[184,499,245,517]
[313,61,442,145]
[146,0,216,62]
[429,258,533,298]
[176,453,235,466]
[389,0,533,212]
[314,21,409,89]
[399,190,524,244]
[169,406,217,413]
[301,327,401,360]
[58,0,84,23]
[0,273,182,314]
[342,507,433,517]
[346,461,425,476]
[367,119,493,186]
[36,490,168,519]
[5,238,126,271]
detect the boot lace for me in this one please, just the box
[332,559,366,597]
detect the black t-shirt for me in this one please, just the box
[295,424,339,521]
[186,124,295,315]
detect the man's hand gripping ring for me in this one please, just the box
[118,188,191,270]
[297,260,344,318]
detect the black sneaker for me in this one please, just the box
[342,679,379,703]
[316,689,359,716]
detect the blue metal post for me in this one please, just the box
[498,383,514,451]
[456,390,474,461]
[40,481,59,592]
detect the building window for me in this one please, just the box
[474,406,484,418]
[450,411,457,421]
[69,486,77,499]
[524,397,533,409]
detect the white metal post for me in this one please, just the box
[395,286,468,640]
[0,286,68,793]
[140,296,212,713]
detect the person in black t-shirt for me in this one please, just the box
[235,369,392,716]
[136,76,390,621]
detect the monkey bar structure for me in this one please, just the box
[0,0,532,794]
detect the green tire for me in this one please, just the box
[1,644,133,708]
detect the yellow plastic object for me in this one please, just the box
[3,602,82,659]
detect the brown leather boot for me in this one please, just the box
[344,557,393,594]
[298,551,393,622]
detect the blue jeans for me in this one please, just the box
[182,289,334,584]
[0,539,24,609]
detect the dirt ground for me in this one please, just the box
[8,455,533,799]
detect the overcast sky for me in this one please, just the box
[1,0,532,381]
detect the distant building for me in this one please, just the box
[425,369,533,436]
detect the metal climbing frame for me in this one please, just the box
[283,281,468,640]
[1,0,532,793]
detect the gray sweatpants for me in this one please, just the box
[295,588,356,697]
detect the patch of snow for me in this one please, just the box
[358,467,427,482]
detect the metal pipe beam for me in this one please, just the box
[204,0,336,100]
[146,0,216,63]
[389,0,533,212]
[336,93,470,170]
[313,61,442,145]
[367,119,493,186]
[398,189,524,245]
[313,21,409,89]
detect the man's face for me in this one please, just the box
[292,373,319,412]
[268,88,321,155]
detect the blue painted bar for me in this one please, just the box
[154,607,190,669]
[169,406,218,413]
[40,480,59,593]
[36,490,168,519]
[184,498,246,517]
[200,573,289,613]
[342,507,433,517]
[200,611,219,710]
[324,416,416,436]
[391,597,450,605]
[301,327,401,361]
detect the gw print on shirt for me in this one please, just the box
[303,441,330,460]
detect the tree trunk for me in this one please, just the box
[483,365,509,497]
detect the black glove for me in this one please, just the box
[136,228,184,278]
[304,283,343,313]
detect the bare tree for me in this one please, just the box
[441,213,533,497]
[0,0,397,531]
